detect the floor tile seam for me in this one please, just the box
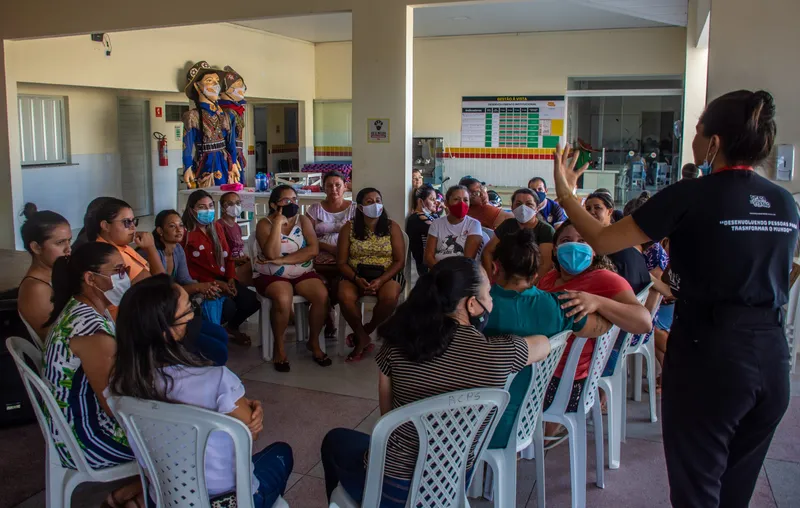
[238,378,381,402]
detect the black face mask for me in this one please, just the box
[468,298,489,332]
[181,311,203,348]
[281,203,299,219]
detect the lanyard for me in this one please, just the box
[714,165,754,173]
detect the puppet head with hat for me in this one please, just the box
[184,61,222,104]
[219,66,247,103]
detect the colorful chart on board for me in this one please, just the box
[461,96,566,149]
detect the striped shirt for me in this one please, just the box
[375,324,528,479]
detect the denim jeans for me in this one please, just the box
[194,320,229,366]
[321,428,411,508]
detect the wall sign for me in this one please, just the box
[155,106,163,118]
[460,96,565,149]
[367,118,390,143]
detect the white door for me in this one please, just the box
[118,98,152,216]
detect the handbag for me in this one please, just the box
[201,297,226,325]
[356,264,385,282]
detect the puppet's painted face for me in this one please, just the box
[225,78,246,101]
[195,73,221,102]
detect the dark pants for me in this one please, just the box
[321,428,411,507]
[195,320,229,366]
[662,302,790,508]
[222,280,260,330]
[145,442,293,507]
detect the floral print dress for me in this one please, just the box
[42,298,134,469]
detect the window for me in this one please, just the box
[18,95,68,166]
[165,103,190,122]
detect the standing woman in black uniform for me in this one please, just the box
[550,90,799,508]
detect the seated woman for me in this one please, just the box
[18,203,72,341]
[584,191,650,294]
[153,209,230,366]
[43,242,142,506]
[108,275,293,508]
[405,184,439,276]
[484,228,612,449]
[337,187,406,362]
[217,191,252,285]
[88,198,165,284]
[254,185,330,371]
[182,190,260,346]
[424,185,483,267]
[537,220,651,440]
[321,256,550,507]
[482,188,555,279]
[306,171,357,337]
[72,196,114,250]
[459,177,513,230]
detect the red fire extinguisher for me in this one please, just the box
[154,132,168,167]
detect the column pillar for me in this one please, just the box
[1,41,24,249]
[708,0,800,188]
[351,1,413,222]
[680,0,708,169]
[298,99,314,170]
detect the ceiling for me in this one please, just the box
[234,0,687,43]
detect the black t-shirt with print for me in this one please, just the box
[494,218,555,244]
[632,170,799,307]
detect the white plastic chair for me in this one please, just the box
[336,231,410,357]
[19,310,44,350]
[474,332,570,507]
[784,275,800,374]
[109,396,288,508]
[329,388,510,508]
[623,291,664,435]
[592,284,653,470]
[246,235,322,361]
[5,337,139,508]
[536,326,621,508]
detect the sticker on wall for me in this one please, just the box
[368,118,390,143]
[241,192,256,213]
[174,124,182,142]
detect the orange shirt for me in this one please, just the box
[468,203,502,230]
[96,236,150,281]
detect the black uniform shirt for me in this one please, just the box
[609,247,651,295]
[632,170,799,308]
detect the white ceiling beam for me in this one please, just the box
[573,0,688,27]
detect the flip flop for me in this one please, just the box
[273,360,291,373]
[312,354,333,367]
[345,350,364,363]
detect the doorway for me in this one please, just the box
[117,98,153,216]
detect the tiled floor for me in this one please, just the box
[6,316,800,507]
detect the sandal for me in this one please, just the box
[312,354,333,367]
[273,360,291,373]
[227,328,252,347]
[345,350,364,363]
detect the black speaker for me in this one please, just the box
[0,292,37,427]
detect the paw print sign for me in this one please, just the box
[367,118,390,143]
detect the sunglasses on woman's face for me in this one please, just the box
[113,218,139,229]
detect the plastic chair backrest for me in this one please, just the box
[111,396,255,508]
[548,326,621,415]
[362,388,509,508]
[625,283,661,354]
[513,331,570,447]
[246,234,260,271]
[18,311,44,350]
[5,336,96,474]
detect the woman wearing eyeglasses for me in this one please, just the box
[42,242,143,507]
[87,198,165,284]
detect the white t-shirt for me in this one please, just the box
[428,215,483,261]
[107,366,257,499]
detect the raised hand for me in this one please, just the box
[553,144,589,200]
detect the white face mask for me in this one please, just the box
[226,204,242,218]
[513,204,536,224]
[202,84,221,101]
[362,203,384,219]
[95,272,131,307]
[230,87,246,101]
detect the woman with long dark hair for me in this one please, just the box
[42,242,142,506]
[550,90,799,506]
[254,185,330,371]
[322,256,550,507]
[18,203,72,340]
[406,184,439,275]
[336,187,406,362]
[182,189,259,346]
[109,275,292,508]
[72,196,114,250]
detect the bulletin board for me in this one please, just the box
[461,96,566,149]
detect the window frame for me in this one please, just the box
[18,94,70,167]
[164,101,191,123]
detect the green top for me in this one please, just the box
[485,284,587,449]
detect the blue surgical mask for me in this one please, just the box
[700,141,717,176]
[196,209,215,225]
[556,242,594,275]
[535,191,548,204]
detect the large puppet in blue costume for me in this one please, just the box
[218,66,246,184]
[182,61,235,188]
